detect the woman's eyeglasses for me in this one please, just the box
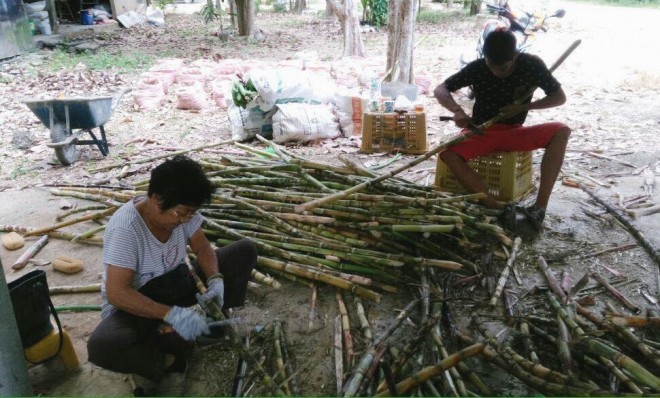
[169,208,200,221]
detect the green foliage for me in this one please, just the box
[272,1,287,12]
[154,0,175,10]
[417,8,467,23]
[567,0,659,7]
[200,2,222,23]
[366,0,387,26]
[48,49,155,74]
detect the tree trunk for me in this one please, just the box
[326,0,365,57]
[294,0,306,13]
[386,0,416,84]
[229,0,239,30]
[236,0,255,37]
[469,0,480,15]
[325,0,334,18]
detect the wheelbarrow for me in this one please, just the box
[24,90,127,166]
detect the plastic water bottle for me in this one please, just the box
[369,76,381,100]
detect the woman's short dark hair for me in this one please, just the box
[148,155,214,211]
[483,30,517,65]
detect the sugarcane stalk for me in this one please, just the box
[308,283,318,331]
[49,189,125,207]
[430,321,467,396]
[547,292,585,336]
[256,136,335,193]
[343,300,420,397]
[91,140,235,172]
[256,257,381,302]
[376,316,439,394]
[0,225,103,245]
[57,186,140,200]
[23,207,116,237]
[374,343,485,397]
[354,297,373,343]
[489,237,522,306]
[72,224,106,243]
[49,283,101,295]
[537,256,567,301]
[591,273,641,314]
[608,315,660,328]
[519,321,539,363]
[231,334,250,397]
[56,205,109,221]
[576,304,660,369]
[273,321,292,395]
[251,269,281,289]
[183,257,286,396]
[459,331,602,392]
[582,243,638,259]
[334,315,344,395]
[336,290,355,370]
[550,294,660,390]
[576,338,660,390]
[277,321,299,396]
[599,355,643,394]
[556,315,574,374]
[11,235,49,270]
[560,269,571,293]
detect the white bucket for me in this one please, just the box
[36,19,51,35]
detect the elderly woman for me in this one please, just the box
[87,155,257,395]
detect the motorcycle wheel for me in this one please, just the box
[50,123,78,166]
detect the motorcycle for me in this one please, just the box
[461,1,566,70]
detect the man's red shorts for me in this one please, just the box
[446,122,568,161]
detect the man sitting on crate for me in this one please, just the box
[434,29,571,230]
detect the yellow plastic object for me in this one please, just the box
[361,112,427,155]
[435,151,534,201]
[24,326,79,370]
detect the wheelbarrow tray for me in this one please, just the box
[25,96,114,130]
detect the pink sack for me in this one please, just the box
[176,81,208,110]
[138,77,164,94]
[142,71,176,94]
[133,89,165,110]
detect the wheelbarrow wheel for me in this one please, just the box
[50,123,78,166]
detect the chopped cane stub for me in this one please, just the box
[52,256,84,274]
[1,232,25,250]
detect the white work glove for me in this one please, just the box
[164,306,210,341]
[196,273,224,314]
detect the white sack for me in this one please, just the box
[272,103,341,144]
[332,89,368,136]
[246,68,330,112]
[228,104,272,142]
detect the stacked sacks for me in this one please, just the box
[133,58,183,110]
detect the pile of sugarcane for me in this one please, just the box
[4,140,659,396]
[7,141,513,300]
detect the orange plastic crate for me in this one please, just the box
[435,151,534,201]
[360,112,427,155]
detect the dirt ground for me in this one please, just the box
[1,0,659,396]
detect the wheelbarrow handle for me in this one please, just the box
[111,88,132,110]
